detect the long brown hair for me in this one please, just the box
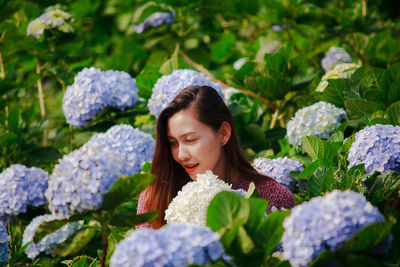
[146,85,271,228]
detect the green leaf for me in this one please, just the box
[296,159,335,180]
[368,171,400,205]
[33,219,69,244]
[28,147,62,163]
[207,191,250,244]
[235,225,255,254]
[109,211,158,227]
[302,136,337,161]
[159,55,179,75]
[7,107,19,132]
[321,78,352,108]
[265,128,286,142]
[33,214,86,243]
[245,198,268,235]
[106,231,127,265]
[386,101,400,125]
[339,221,393,254]
[380,62,400,102]
[307,167,337,197]
[211,33,236,63]
[53,227,98,257]
[135,65,162,99]
[102,173,155,211]
[344,99,382,120]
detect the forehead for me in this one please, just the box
[167,108,212,138]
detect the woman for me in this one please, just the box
[137,85,295,229]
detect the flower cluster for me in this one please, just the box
[0,164,49,216]
[0,221,10,264]
[252,157,303,191]
[22,214,82,259]
[286,101,347,147]
[62,67,138,128]
[165,170,233,225]
[316,63,360,92]
[86,124,155,176]
[282,190,385,267]
[348,124,400,174]
[148,69,225,117]
[27,7,73,39]
[134,12,175,33]
[321,47,353,73]
[109,223,224,267]
[45,145,126,218]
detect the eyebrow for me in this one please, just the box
[167,132,197,139]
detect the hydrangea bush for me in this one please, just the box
[45,145,126,218]
[0,164,49,216]
[27,7,73,39]
[135,12,175,33]
[252,157,303,191]
[316,63,360,92]
[85,124,155,176]
[109,223,224,267]
[0,221,10,264]
[148,69,225,117]
[22,214,82,259]
[165,170,234,225]
[286,101,347,147]
[282,190,385,267]
[321,47,353,73]
[348,124,400,174]
[62,67,138,128]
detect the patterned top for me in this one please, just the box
[136,177,296,228]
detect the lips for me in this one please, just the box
[183,163,199,173]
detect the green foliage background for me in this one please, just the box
[1,0,400,266]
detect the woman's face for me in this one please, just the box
[167,107,227,180]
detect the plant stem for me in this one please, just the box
[100,228,108,267]
[35,58,47,146]
[179,50,276,111]
[0,31,5,80]
[361,0,367,17]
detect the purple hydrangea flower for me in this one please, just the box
[85,124,155,176]
[348,124,400,174]
[0,221,10,264]
[282,190,386,267]
[22,214,82,259]
[63,67,138,128]
[286,101,347,147]
[252,157,303,191]
[134,12,175,33]
[0,164,49,216]
[45,145,126,218]
[109,223,224,267]
[321,47,353,73]
[148,69,225,117]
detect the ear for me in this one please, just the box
[218,121,231,146]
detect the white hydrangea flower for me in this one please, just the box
[233,58,249,70]
[286,101,347,147]
[26,8,73,39]
[165,170,234,225]
[316,63,360,92]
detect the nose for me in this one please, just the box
[178,144,190,161]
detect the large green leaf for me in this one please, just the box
[53,227,98,257]
[211,33,236,63]
[386,101,400,125]
[135,65,162,99]
[33,214,86,243]
[321,78,351,108]
[255,210,290,255]
[307,167,337,197]
[339,221,393,254]
[295,159,335,180]
[207,191,250,240]
[101,173,155,211]
[344,99,382,120]
[368,171,400,205]
[245,198,268,235]
[380,62,400,102]
[109,211,158,227]
[302,136,337,161]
